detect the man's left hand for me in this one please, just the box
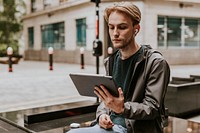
[94,85,124,114]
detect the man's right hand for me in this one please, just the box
[99,114,114,129]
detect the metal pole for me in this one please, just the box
[49,54,53,70]
[48,47,54,71]
[96,1,99,40]
[80,47,85,69]
[95,1,99,102]
[95,1,99,74]
[7,47,13,72]
[81,54,84,69]
[8,55,12,72]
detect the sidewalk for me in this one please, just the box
[170,64,200,78]
[0,60,200,113]
[0,60,104,113]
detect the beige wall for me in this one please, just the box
[142,0,200,64]
[23,2,104,65]
[23,0,200,65]
[160,48,200,65]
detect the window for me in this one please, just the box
[76,18,86,47]
[167,17,181,47]
[41,22,65,49]
[157,17,165,47]
[28,27,34,49]
[185,18,199,47]
[31,0,36,13]
[44,0,52,8]
[157,16,200,48]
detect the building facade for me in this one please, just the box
[23,0,200,65]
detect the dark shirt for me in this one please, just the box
[110,46,143,128]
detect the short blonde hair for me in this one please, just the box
[104,2,141,25]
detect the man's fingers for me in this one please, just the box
[94,86,107,99]
[99,114,113,129]
[100,85,112,97]
[94,88,104,101]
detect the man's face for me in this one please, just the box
[108,11,135,49]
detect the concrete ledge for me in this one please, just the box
[170,76,195,84]
[165,81,200,117]
[0,116,35,133]
[24,100,99,132]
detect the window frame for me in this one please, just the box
[28,27,34,49]
[157,16,200,48]
[76,18,87,47]
[41,22,65,49]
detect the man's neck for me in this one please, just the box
[120,43,141,60]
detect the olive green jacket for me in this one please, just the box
[96,45,170,133]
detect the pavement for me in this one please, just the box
[0,60,105,113]
[1,60,200,113]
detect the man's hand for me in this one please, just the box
[94,85,124,114]
[99,114,113,129]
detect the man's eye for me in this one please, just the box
[119,26,127,30]
[109,26,114,30]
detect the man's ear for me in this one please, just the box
[134,24,140,35]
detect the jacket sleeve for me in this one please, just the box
[96,102,110,122]
[123,57,170,120]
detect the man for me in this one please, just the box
[68,2,170,133]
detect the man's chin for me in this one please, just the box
[112,43,122,49]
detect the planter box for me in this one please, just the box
[165,81,200,118]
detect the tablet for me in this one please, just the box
[69,73,118,97]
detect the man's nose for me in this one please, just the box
[113,28,119,36]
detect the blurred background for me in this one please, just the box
[0,0,200,133]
